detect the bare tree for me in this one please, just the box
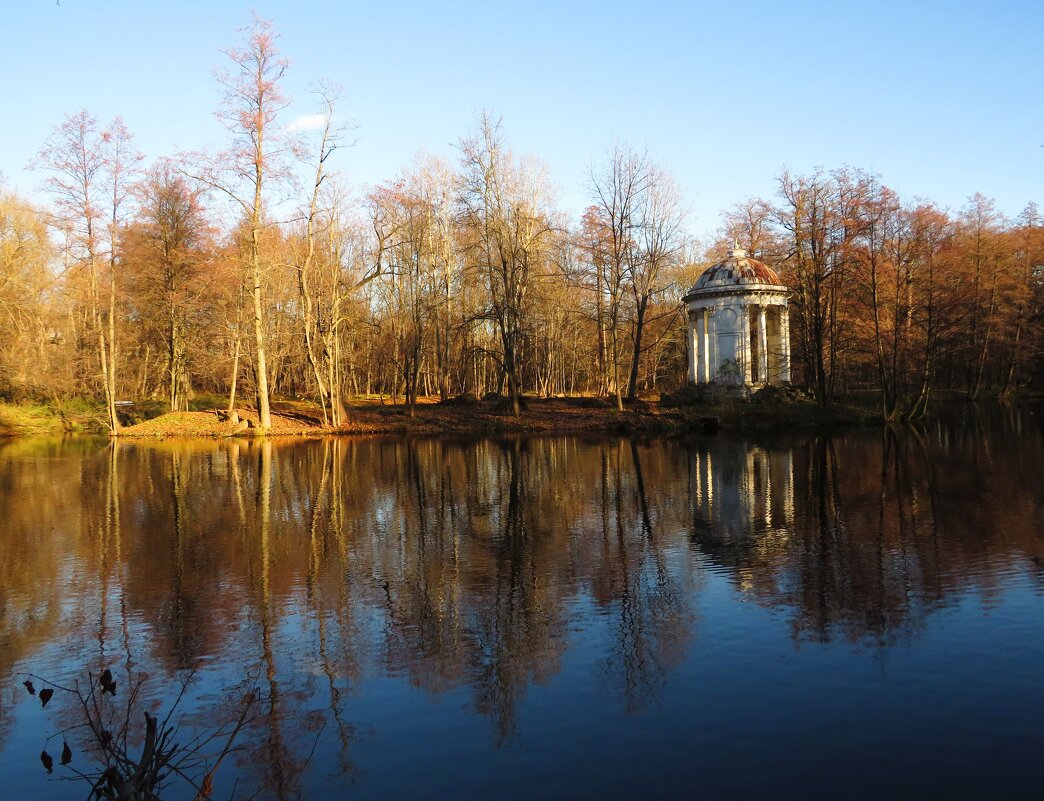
[458,114,555,417]
[627,163,685,399]
[37,110,139,434]
[776,168,866,407]
[292,86,346,424]
[0,188,55,399]
[123,165,213,412]
[183,14,290,431]
[589,144,648,410]
[959,194,1004,397]
[371,171,433,416]
[718,197,777,259]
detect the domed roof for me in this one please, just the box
[685,246,784,298]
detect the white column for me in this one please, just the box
[700,309,711,383]
[686,311,697,384]
[758,305,769,385]
[740,304,752,384]
[694,311,703,384]
[779,307,791,383]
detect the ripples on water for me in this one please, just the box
[1,404,1042,800]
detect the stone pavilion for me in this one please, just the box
[682,245,791,390]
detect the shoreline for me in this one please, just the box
[10,392,1036,440]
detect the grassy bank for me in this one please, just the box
[0,395,257,437]
[0,402,68,437]
[9,389,1027,440]
[0,398,124,436]
[114,392,878,438]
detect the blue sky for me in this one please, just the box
[2,0,1041,235]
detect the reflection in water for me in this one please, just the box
[1,406,1042,799]
[689,441,795,557]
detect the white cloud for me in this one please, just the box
[287,113,328,132]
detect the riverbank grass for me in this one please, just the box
[115,392,882,438]
[6,390,980,439]
[0,402,66,436]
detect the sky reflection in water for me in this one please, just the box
[1,406,1042,800]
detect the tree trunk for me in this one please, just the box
[627,296,647,400]
[251,224,272,429]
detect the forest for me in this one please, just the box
[1,16,1041,433]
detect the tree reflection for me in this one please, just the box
[599,441,695,710]
[684,407,1043,644]
[1,408,1042,793]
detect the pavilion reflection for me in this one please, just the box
[688,441,794,543]
[1,414,1042,798]
[685,439,800,601]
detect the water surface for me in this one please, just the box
[1,406,1042,799]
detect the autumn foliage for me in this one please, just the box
[1,17,1041,426]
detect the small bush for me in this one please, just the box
[440,392,481,407]
[660,385,706,407]
[576,396,612,408]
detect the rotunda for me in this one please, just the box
[682,245,790,389]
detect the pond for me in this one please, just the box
[1,405,1042,800]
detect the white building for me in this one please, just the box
[682,246,791,390]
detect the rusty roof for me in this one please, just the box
[685,247,784,296]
